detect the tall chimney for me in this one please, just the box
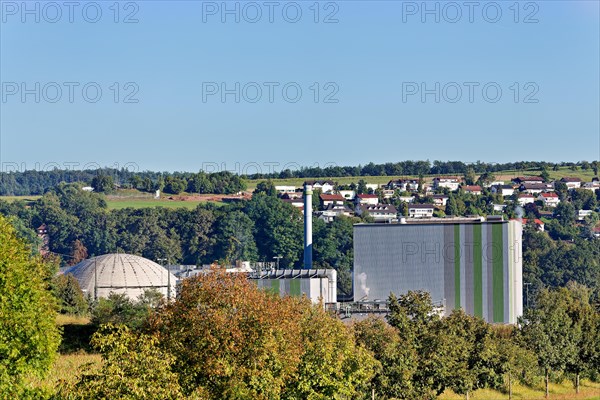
[304,184,313,269]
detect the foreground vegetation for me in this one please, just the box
[1,213,599,399]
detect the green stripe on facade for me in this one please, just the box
[454,224,461,309]
[492,224,504,322]
[473,224,483,318]
[290,279,301,296]
[270,280,280,295]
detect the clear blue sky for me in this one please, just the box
[1,0,599,173]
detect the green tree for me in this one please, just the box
[353,317,419,399]
[245,193,303,268]
[53,273,88,315]
[163,176,187,194]
[495,334,539,399]
[445,195,459,216]
[464,168,476,185]
[92,292,158,330]
[254,180,277,196]
[149,269,307,398]
[283,304,377,400]
[540,167,550,182]
[91,174,114,193]
[0,215,61,395]
[214,210,258,263]
[357,179,368,195]
[563,283,600,394]
[313,216,357,296]
[519,288,581,398]
[60,324,185,399]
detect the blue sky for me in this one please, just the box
[1,0,599,173]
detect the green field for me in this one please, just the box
[105,198,222,210]
[0,195,41,203]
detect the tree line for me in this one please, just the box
[2,160,598,196]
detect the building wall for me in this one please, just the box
[353,221,522,324]
[253,277,336,304]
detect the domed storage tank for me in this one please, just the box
[62,253,177,300]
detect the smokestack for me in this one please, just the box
[304,184,313,269]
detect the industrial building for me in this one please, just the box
[353,218,523,324]
[62,253,177,300]
[251,269,337,305]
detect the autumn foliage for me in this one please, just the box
[143,269,376,399]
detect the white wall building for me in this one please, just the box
[407,204,435,218]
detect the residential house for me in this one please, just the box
[538,192,560,207]
[520,182,553,195]
[398,196,415,203]
[488,181,505,187]
[518,194,535,206]
[382,189,395,199]
[358,204,398,223]
[318,204,354,223]
[491,184,515,197]
[275,185,296,195]
[281,192,302,200]
[339,190,356,200]
[320,194,345,208]
[433,176,461,191]
[366,183,379,192]
[281,198,304,209]
[408,204,435,218]
[512,176,544,185]
[387,179,419,192]
[582,181,600,192]
[462,185,482,195]
[355,194,379,206]
[304,180,335,194]
[516,218,545,232]
[493,204,507,212]
[560,177,582,189]
[433,195,449,207]
[577,210,593,221]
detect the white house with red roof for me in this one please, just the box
[433,176,461,191]
[462,185,482,195]
[560,177,582,189]
[538,192,560,207]
[320,194,345,207]
[518,194,535,206]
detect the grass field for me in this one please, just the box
[105,198,223,210]
[439,380,600,400]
